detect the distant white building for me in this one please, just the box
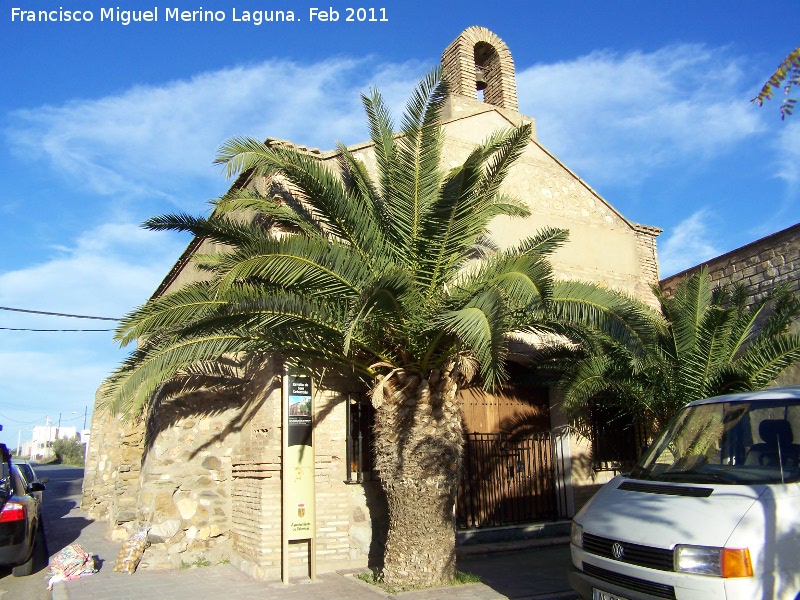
[28,423,78,461]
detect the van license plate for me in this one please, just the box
[592,589,629,600]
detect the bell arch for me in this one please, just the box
[441,26,518,112]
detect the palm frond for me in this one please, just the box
[420,125,532,292]
[211,235,375,298]
[100,332,256,419]
[342,267,418,355]
[558,355,615,416]
[548,281,662,355]
[360,88,396,205]
[474,124,532,205]
[454,253,555,314]
[666,267,712,357]
[510,227,570,257]
[736,335,800,389]
[114,282,224,347]
[213,136,282,180]
[389,69,447,259]
[435,290,508,388]
[143,213,269,248]
[212,189,326,239]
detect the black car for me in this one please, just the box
[0,445,46,576]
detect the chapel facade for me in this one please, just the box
[82,26,661,577]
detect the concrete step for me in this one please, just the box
[456,521,571,556]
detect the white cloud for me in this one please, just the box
[0,221,185,320]
[774,119,800,185]
[658,209,722,277]
[5,57,424,210]
[516,44,766,185]
[0,220,186,443]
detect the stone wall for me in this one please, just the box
[660,223,800,385]
[660,223,799,302]
[81,406,145,531]
[83,361,385,577]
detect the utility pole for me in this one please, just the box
[83,406,88,431]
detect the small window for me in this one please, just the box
[589,399,645,471]
[345,394,374,482]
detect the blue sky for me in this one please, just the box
[0,0,798,448]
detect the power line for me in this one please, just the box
[0,413,49,425]
[0,306,120,321]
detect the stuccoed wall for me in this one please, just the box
[341,99,662,310]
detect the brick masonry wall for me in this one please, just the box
[633,223,662,310]
[441,26,518,111]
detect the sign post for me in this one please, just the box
[281,365,316,584]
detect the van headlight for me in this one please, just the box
[570,522,583,548]
[674,545,753,578]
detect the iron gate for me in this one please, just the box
[457,431,568,529]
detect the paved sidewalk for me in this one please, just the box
[51,503,577,600]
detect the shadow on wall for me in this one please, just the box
[141,356,275,464]
[363,480,389,570]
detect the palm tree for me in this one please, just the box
[100,69,652,588]
[559,267,800,430]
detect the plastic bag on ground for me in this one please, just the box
[48,543,97,589]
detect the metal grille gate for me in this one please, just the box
[457,431,568,529]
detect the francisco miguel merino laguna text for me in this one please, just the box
[10,6,390,25]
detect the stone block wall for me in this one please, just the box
[633,223,662,310]
[660,223,799,303]
[660,223,799,385]
[81,408,145,530]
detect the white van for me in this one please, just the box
[569,386,800,600]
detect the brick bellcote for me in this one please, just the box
[441,26,519,112]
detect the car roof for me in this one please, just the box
[687,385,800,407]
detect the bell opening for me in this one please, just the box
[475,65,487,91]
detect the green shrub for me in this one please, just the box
[52,436,85,466]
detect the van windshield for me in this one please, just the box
[630,399,800,485]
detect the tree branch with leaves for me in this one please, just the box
[752,46,800,119]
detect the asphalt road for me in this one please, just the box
[0,463,85,600]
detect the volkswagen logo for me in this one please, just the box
[612,542,625,559]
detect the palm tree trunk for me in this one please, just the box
[371,364,465,588]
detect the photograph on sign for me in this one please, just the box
[287,374,312,447]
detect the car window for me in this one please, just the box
[634,400,800,484]
[10,466,26,495]
[16,464,35,483]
